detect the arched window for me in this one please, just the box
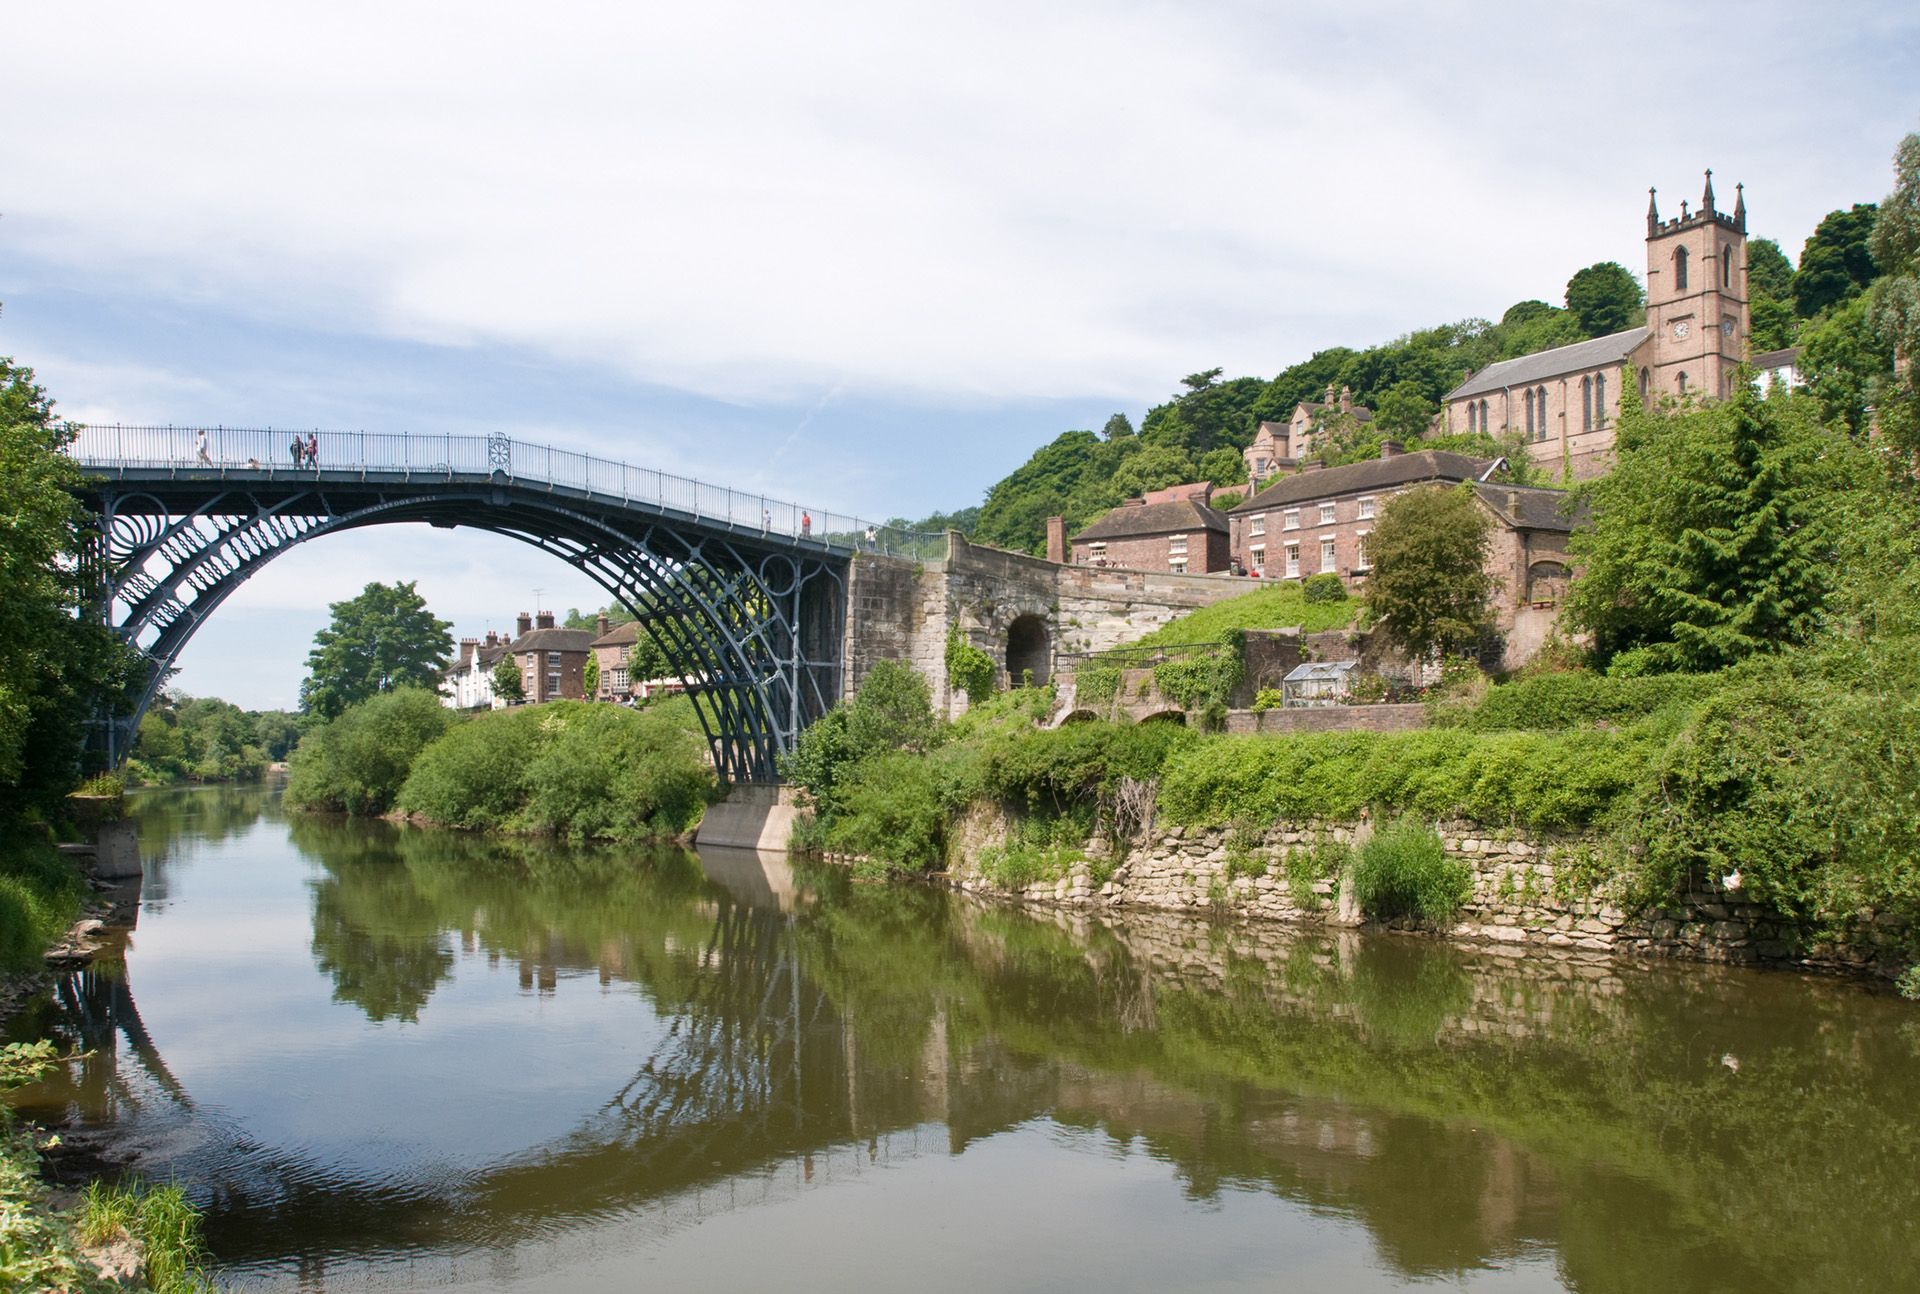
[1722,246,1732,289]
[1524,388,1534,437]
[1536,387,1548,440]
[1595,372,1607,428]
[1677,370,1689,394]
[1480,399,1490,431]
[1581,376,1592,432]
[1638,368,1649,401]
[1466,401,1477,434]
[1674,246,1689,291]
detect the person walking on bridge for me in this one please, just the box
[194,429,212,466]
[801,511,812,537]
[305,433,319,469]
[288,436,304,467]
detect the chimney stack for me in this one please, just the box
[516,612,532,637]
[596,614,610,639]
[459,638,478,667]
[1379,441,1405,460]
[1045,515,1067,564]
[536,610,555,630]
[1339,385,1353,415]
[485,630,498,648]
[1324,383,1336,406]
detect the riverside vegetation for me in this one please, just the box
[285,689,717,840]
[787,375,1920,983]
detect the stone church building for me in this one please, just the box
[1441,172,1751,479]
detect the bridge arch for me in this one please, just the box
[72,429,909,783]
[1004,613,1052,688]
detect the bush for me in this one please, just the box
[1075,664,1123,708]
[1352,818,1469,925]
[826,751,948,872]
[1456,670,1723,733]
[946,628,997,705]
[0,839,85,972]
[285,688,453,815]
[1301,572,1348,604]
[395,705,546,829]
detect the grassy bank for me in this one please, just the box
[286,690,717,841]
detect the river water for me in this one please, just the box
[6,786,1917,1291]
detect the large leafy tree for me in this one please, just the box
[1564,378,1865,674]
[1564,262,1645,337]
[1792,203,1880,318]
[0,353,137,814]
[1364,484,1494,660]
[301,581,454,718]
[1867,132,1920,454]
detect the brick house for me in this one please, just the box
[507,611,592,703]
[1069,482,1231,574]
[1242,384,1375,489]
[590,617,641,702]
[1228,447,1498,582]
[1442,171,1752,481]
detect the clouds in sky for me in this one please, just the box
[3,1,1915,706]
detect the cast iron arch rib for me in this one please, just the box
[85,479,849,783]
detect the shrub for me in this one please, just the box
[1302,572,1348,604]
[1283,838,1349,911]
[1352,818,1469,925]
[396,706,546,829]
[1075,664,1123,708]
[826,751,948,872]
[946,628,996,705]
[0,839,85,972]
[1456,670,1723,733]
[285,688,453,815]
[1152,649,1240,712]
[1251,688,1284,713]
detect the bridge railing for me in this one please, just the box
[67,424,950,560]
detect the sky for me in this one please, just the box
[4,1,1917,709]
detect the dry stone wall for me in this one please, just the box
[947,816,1908,980]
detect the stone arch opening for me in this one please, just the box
[1526,560,1570,608]
[1138,709,1187,726]
[1004,614,1052,687]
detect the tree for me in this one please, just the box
[1793,203,1880,318]
[1564,262,1644,337]
[0,351,137,815]
[1372,380,1437,440]
[1867,132,1920,453]
[1565,378,1862,674]
[491,656,525,704]
[1747,237,1795,300]
[301,581,454,719]
[1108,443,1196,498]
[583,653,600,699]
[1364,485,1494,661]
[1100,413,1135,440]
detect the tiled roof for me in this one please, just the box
[1469,482,1582,533]
[1072,497,1227,542]
[509,627,594,653]
[1446,327,1649,401]
[1749,346,1802,369]
[591,620,641,648]
[1229,451,1494,514]
[1296,400,1374,424]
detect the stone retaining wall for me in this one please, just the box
[947,816,1908,980]
[1224,703,1427,734]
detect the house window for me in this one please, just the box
[1355,531,1370,571]
[609,666,629,692]
[1168,534,1187,553]
[1249,543,1265,575]
[1358,496,1375,520]
[1167,534,1187,574]
[1319,537,1336,571]
[1675,245,1689,291]
[1283,544,1300,578]
[1283,508,1300,530]
[618,644,631,663]
[1088,541,1106,565]
[1317,502,1336,525]
[1595,372,1606,428]
[1249,514,1265,537]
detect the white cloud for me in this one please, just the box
[8,1,1913,413]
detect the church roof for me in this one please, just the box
[1072,497,1227,542]
[1447,327,1649,401]
[1229,451,1495,514]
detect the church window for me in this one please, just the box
[1722,246,1732,288]
[1466,402,1477,433]
[1479,399,1490,431]
[1535,387,1549,440]
[1524,389,1534,438]
[1581,377,1592,432]
[1595,373,1606,428]
[1677,371,1689,394]
[1674,246,1689,291]
[1638,368,1649,401]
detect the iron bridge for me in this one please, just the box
[70,425,939,783]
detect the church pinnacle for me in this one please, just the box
[1647,187,1659,236]
[1702,168,1716,215]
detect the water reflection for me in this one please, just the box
[10,788,1918,1291]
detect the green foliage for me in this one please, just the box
[285,687,454,815]
[1566,381,1868,673]
[79,1179,214,1293]
[0,837,87,972]
[491,655,525,703]
[1353,818,1470,925]
[127,693,281,784]
[1122,584,1357,653]
[1301,572,1347,604]
[1364,483,1494,660]
[782,660,937,815]
[1449,670,1720,733]
[1564,261,1646,337]
[1151,649,1241,712]
[1075,664,1123,709]
[1800,293,1897,436]
[1251,688,1284,713]
[0,354,139,820]
[826,750,949,872]
[975,815,1089,888]
[1899,965,1920,1001]
[301,580,454,719]
[1283,838,1349,911]
[945,628,996,705]
[1867,134,1920,454]
[393,705,546,829]
[1792,202,1881,318]
[582,653,600,698]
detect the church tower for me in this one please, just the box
[1642,171,1749,403]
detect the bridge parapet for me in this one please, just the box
[69,424,945,560]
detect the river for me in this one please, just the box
[6,786,1916,1291]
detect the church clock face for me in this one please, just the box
[1722,319,1736,338]
[1672,320,1691,340]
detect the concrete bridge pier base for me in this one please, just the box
[695,785,803,851]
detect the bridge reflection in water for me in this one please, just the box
[8,788,1917,1291]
